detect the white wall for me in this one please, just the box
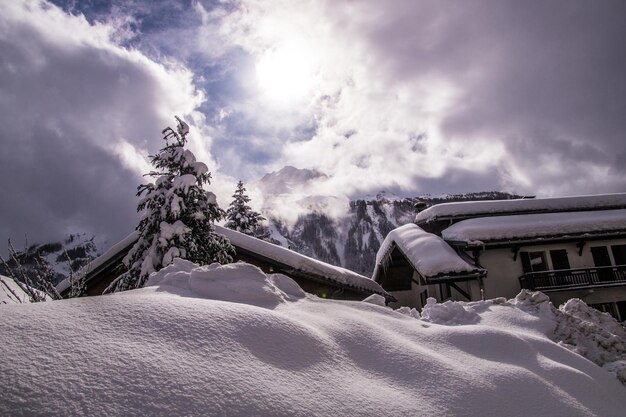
[387,237,626,309]
[477,238,626,300]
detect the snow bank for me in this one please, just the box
[375,224,483,278]
[2,264,626,417]
[554,299,626,384]
[420,297,480,325]
[145,258,306,309]
[442,209,626,243]
[416,193,626,224]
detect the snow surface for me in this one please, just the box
[416,193,626,224]
[215,225,386,296]
[375,224,483,278]
[442,209,626,243]
[1,261,626,416]
[0,275,48,304]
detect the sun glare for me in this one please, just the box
[255,41,318,104]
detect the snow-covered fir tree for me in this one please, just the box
[111,117,233,292]
[225,181,266,236]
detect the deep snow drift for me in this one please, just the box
[1,260,626,416]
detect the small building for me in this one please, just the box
[373,224,486,308]
[375,193,626,320]
[57,225,392,302]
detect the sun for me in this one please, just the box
[255,40,318,104]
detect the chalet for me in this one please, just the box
[374,193,626,320]
[57,225,392,302]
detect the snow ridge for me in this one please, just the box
[2,263,626,416]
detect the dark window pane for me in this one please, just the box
[550,250,570,270]
[591,246,613,281]
[591,246,611,267]
[611,245,626,265]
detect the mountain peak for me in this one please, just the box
[257,166,327,195]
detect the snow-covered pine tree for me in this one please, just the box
[225,181,266,236]
[111,116,233,292]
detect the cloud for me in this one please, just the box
[0,0,220,250]
[3,0,626,251]
[209,0,626,198]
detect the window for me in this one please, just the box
[591,246,611,266]
[591,246,613,281]
[520,251,548,273]
[611,244,626,265]
[549,250,570,271]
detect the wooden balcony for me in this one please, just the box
[519,265,626,291]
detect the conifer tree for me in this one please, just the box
[225,181,266,236]
[111,117,233,292]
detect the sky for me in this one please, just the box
[1,0,625,250]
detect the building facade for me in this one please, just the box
[375,194,626,320]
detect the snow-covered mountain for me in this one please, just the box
[257,165,327,195]
[3,165,522,284]
[0,233,101,285]
[257,166,524,276]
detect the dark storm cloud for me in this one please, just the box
[0,123,139,249]
[347,0,626,194]
[0,1,204,251]
[2,0,625,248]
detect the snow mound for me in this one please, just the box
[362,293,386,306]
[554,298,626,384]
[2,265,626,416]
[421,297,480,325]
[145,258,306,308]
[505,290,626,384]
[414,291,626,385]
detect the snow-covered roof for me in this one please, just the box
[374,224,484,280]
[57,226,387,298]
[56,231,139,294]
[442,209,626,244]
[215,225,387,296]
[415,193,626,224]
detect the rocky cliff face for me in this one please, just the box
[262,191,523,277]
[0,233,101,285]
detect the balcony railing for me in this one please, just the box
[519,265,626,291]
